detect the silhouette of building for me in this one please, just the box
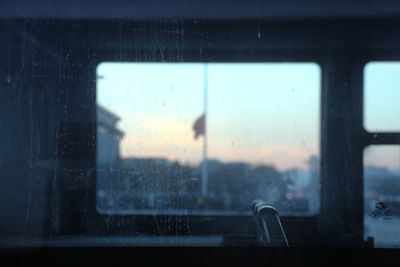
[307,155,320,214]
[96,105,125,210]
[97,105,124,164]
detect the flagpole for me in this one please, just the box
[201,64,208,198]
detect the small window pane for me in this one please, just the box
[364,62,400,132]
[364,145,400,248]
[96,63,321,216]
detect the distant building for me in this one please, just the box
[307,155,320,214]
[97,105,124,164]
[119,157,170,168]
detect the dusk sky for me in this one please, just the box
[364,62,400,132]
[97,62,399,171]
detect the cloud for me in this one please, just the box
[117,113,318,170]
[208,143,313,170]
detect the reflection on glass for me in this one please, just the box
[364,62,400,132]
[96,63,320,216]
[364,145,400,248]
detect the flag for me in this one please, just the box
[193,113,205,140]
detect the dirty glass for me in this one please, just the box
[96,63,320,216]
[364,145,400,248]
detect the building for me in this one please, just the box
[97,105,124,164]
[307,155,320,214]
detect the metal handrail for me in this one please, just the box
[252,200,289,247]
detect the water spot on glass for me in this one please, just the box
[376,202,387,210]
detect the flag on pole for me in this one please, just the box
[193,113,206,140]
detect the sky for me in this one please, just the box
[364,62,400,132]
[364,145,400,171]
[363,62,400,169]
[97,62,400,171]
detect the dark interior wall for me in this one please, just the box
[2,0,400,20]
[0,21,97,236]
[0,24,50,236]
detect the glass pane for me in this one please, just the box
[364,145,400,248]
[364,62,400,132]
[96,63,320,216]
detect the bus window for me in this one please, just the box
[96,63,321,216]
[364,145,400,248]
[364,62,400,132]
